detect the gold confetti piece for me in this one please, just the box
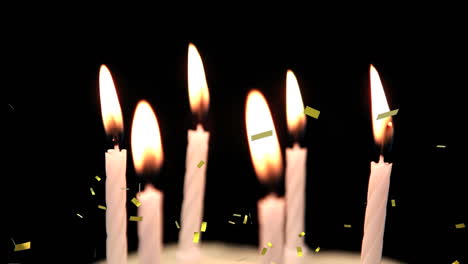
[193,232,200,243]
[315,246,321,252]
[201,221,207,232]
[376,109,399,120]
[344,224,352,228]
[391,199,396,207]
[197,160,205,168]
[455,223,466,229]
[77,213,83,218]
[14,242,31,252]
[243,215,248,224]
[129,216,143,221]
[297,246,303,257]
[299,231,306,237]
[304,106,320,119]
[452,261,460,264]
[175,221,180,229]
[98,205,107,210]
[90,187,95,196]
[436,145,447,148]
[267,242,273,248]
[95,176,101,181]
[251,130,273,141]
[228,221,236,224]
[261,247,268,255]
[131,198,141,207]
[233,214,242,217]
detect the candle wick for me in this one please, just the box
[379,155,384,163]
[112,135,120,150]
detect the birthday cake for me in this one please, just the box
[95,243,404,264]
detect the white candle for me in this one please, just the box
[258,194,286,264]
[361,65,395,264]
[137,184,163,264]
[99,65,127,264]
[177,43,210,264]
[284,70,308,263]
[131,100,165,264]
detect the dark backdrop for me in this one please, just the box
[5,20,467,263]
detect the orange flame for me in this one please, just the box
[370,65,394,146]
[131,100,164,174]
[188,43,210,117]
[286,70,306,136]
[99,65,124,135]
[245,90,283,183]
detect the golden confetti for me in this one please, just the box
[243,215,248,224]
[304,106,320,119]
[297,246,303,257]
[129,216,143,221]
[251,130,273,141]
[436,145,447,148]
[131,197,141,207]
[95,176,101,181]
[77,213,83,218]
[175,221,180,229]
[452,261,460,264]
[376,109,399,120]
[197,160,205,168]
[90,187,95,196]
[455,223,465,229]
[193,232,200,243]
[201,221,207,232]
[315,246,321,252]
[233,214,242,217]
[261,247,268,255]
[344,224,352,228]
[267,242,273,248]
[391,199,396,207]
[299,231,306,237]
[98,205,107,210]
[228,221,236,224]
[14,241,31,252]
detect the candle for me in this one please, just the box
[177,43,210,264]
[131,100,165,264]
[99,65,127,264]
[361,65,394,264]
[245,90,285,264]
[284,70,308,263]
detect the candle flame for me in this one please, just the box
[245,90,283,183]
[99,65,124,135]
[131,100,164,174]
[188,43,210,117]
[370,65,394,146]
[286,70,306,136]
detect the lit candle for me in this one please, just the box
[131,100,165,264]
[283,70,308,263]
[177,43,210,264]
[99,65,127,264]
[361,65,394,264]
[245,90,285,264]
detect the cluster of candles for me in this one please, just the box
[99,43,395,264]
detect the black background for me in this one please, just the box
[5,16,467,263]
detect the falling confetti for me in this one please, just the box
[201,221,207,232]
[129,216,143,221]
[233,214,242,217]
[121,187,129,190]
[455,223,465,229]
[9,104,15,110]
[77,213,83,218]
[131,197,141,207]
[299,231,306,237]
[315,247,321,252]
[304,106,320,119]
[14,241,31,252]
[436,145,447,148]
[376,109,399,120]
[260,247,268,255]
[243,215,248,224]
[95,176,101,181]
[197,160,205,168]
[228,221,236,224]
[193,232,200,243]
[267,242,273,248]
[297,246,303,257]
[251,130,273,141]
[391,199,396,207]
[90,188,95,196]
[175,221,180,229]
[98,205,107,210]
[344,224,352,228]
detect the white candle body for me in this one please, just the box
[361,156,393,264]
[258,194,285,264]
[284,144,307,263]
[138,184,163,264]
[177,124,209,264]
[105,148,128,264]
